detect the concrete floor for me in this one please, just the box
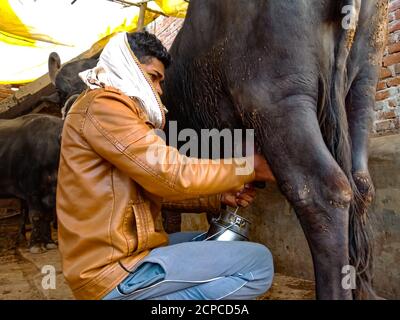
[0,248,315,300]
[0,213,315,300]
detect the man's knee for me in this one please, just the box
[252,244,274,285]
[246,243,273,269]
[234,243,274,298]
[241,243,274,290]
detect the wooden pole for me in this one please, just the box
[137,2,148,31]
[107,0,166,16]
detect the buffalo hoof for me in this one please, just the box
[45,242,58,250]
[29,245,46,254]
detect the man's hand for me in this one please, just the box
[253,154,276,183]
[221,184,257,208]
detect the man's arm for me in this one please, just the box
[83,90,255,200]
[161,194,222,214]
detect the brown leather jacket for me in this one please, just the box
[56,87,255,299]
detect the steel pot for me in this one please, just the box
[204,207,251,241]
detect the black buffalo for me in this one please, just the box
[40,1,388,299]
[44,52,97,118]
[162,0,389,300]
[0,114,63,253]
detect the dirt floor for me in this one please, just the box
[0,210,315,300]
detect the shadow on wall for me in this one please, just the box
[242,133,400,299]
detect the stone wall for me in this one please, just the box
[146,16,184,50]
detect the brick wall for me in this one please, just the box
[151,6,400,135]
[375,0,400,134]
[146,16,184,50]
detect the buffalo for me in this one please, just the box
[43,52,97,118]
[162,0,388,300]
[0,114,63,253]
[41,0,389,299]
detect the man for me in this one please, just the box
[57,31,275,300]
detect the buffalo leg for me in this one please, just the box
[247,95,353,299]
[346,75,378,299]
[40,212,57,250]
[16,199,29,245]
[342,2,388,298]
[28,207,46,254]
[52,210,58,230]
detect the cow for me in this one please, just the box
[0,114,63,253]
[161,0,389,300]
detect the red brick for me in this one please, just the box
[153,17,184,50]
[389,20,400,33]
[377,81,387,91]
[384,52,400,66]
[390,0,400,12]
[379,110,397,120]
[376,90,391,101]
[380,67,393,79]
[387,76,400,86]
[375,119,396,132]
[374,0,400,132]
[389,42,400,54]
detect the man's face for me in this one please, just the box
[140,57,165,96]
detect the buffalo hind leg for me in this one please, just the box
[16,199,29,246]
[346,74,380,299]
[27,206,46,254]
[40,212,57,250]
[249,96,354,299]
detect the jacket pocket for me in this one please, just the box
[122,204,137,255]
[131,202,151,254]
[131,201,168,254]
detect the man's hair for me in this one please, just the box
[127,31,171,68]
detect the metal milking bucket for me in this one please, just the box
[191,207,252,242]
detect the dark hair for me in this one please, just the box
[127,31,171,68]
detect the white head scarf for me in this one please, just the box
[79,32,166,129]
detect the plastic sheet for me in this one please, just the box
[0,0,187,84]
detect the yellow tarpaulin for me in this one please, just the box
[0,0,187,84]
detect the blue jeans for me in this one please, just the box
[103,232,274,300]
